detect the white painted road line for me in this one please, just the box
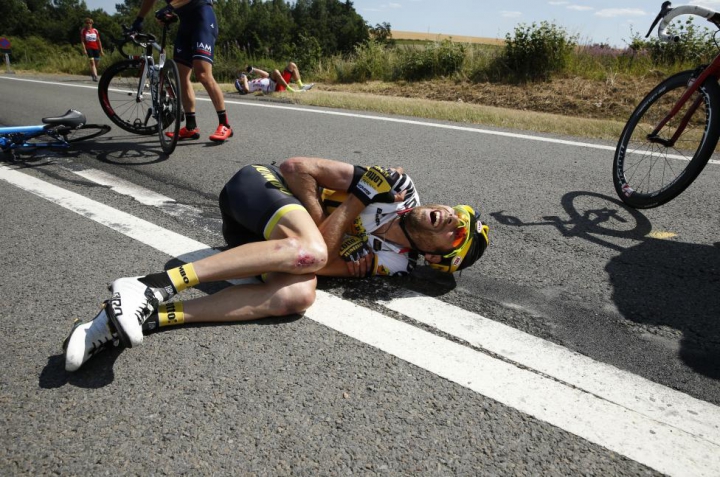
[3,75,719,165]
[313,293,720,477]
[0,165,214,265]
[3,164,720,476]
[378,292,720,446]
[69,167,206,222]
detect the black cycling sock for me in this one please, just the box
[142,310,159,334]
[138,272,176,301]
[185,112,197,130]
[217,110,228,126]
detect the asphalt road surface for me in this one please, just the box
[1,73,719,476]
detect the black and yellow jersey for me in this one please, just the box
[321,173,421,276]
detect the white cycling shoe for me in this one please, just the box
[107,277,160,348]
[64,303,118,372]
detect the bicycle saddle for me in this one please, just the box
[42,110,86,128]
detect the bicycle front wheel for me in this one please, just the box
[613,70,720,208]
[62,124,112,143]
[158,59,183,155]
[98,59,158,135]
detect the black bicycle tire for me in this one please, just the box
[158,59,182,155]
[98,59,158,136]
[63,124,112,143]
[613,70,720,209]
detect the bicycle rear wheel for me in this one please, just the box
[158,59,182,155]
[62,124,111,143]
[613,70,720,208]
[98,59,158,135]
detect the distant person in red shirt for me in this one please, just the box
[80,18,104,82]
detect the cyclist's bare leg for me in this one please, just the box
[286,61,302,83]
[161,208,327,323]
[193,59,226,114]
[271,69,291,89]
[181,272,317,322]
[191,208,327,282]
[89,58,98,78]
[178,62,195,115]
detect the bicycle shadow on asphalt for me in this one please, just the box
[490,191,720,380]
[0,133,171,166]
[92,134,174,165]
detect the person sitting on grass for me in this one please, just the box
[235,62,314,95]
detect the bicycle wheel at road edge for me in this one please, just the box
[98,59,158,136]
[158,59,182,155]
[613,69,720,209]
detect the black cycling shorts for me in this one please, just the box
[173,0,218,66]
[219,164,305,248]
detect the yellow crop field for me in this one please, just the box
[390,30,504,45]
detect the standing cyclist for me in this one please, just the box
[131,0,233,142]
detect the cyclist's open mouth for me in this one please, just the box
[429,208,452,228]
[430,210,440,226]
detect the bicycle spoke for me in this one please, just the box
[98,60,158,135]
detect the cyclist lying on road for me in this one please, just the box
[235,63,314,95]
[64,157,490,371]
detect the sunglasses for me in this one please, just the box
[442,206,472,258]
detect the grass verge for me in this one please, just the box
[216,83,625,143]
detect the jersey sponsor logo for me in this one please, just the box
[356,182,373,196]
[252,165,292,196]
[196,42,212,55]
[365,169,384,189]
[374,207,383,226]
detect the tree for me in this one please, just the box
[0,0,32,37]
[369,22,393,44]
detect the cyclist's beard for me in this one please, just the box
[401,207,448,255]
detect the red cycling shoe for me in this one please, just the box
[209,124,233,142]
[165,127,200,140]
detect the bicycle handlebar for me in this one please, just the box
[650,2,720,42]
[118,26,162,57]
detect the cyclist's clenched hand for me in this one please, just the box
[339,236,374,277]
[154,5,178,24]
[130,17,144,33]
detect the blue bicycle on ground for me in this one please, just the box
[0,110,110,160]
